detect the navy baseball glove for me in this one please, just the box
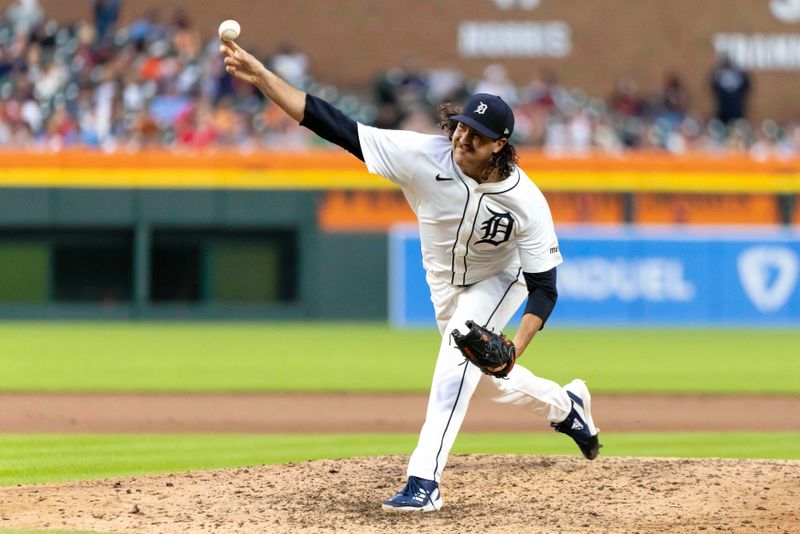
[451,320,516,379]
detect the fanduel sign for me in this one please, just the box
[388,227,800,327]
[559,258,695,302]
[551,231,800,325]
[738,246,799,312]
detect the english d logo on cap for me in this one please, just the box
[452,93,515,140]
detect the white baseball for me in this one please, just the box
[218,19,241,41]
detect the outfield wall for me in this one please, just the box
[0,187,388,320]
[1,150,798,320]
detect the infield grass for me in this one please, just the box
[0,323,798,394]
[1,433,799,487]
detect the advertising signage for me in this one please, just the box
[390,226,800,327]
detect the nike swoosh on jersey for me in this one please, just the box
[435,174,454,181]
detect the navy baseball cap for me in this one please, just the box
[451,93,514,140]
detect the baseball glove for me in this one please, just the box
[450,320,516,379]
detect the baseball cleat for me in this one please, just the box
[381,476,442,512]
[552,379,602,460]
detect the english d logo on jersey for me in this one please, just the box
[476,208,514,246]
[738,246,799,313]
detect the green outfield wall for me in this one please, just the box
[2,177,796,320]
[0,188,388,320]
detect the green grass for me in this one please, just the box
[1,433,798,487]
[0,323,798,393]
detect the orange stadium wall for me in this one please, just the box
[1,150,798,229]
[318,191,787,230]
[633,193,782,225]
[23,0,800,123]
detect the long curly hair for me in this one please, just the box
[438,103,518,181]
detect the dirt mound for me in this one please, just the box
[2,455,798,533]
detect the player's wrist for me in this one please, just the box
[254,66,273,92]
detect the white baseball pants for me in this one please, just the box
[407,266,573,483]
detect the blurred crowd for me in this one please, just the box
[375,56,800,160]
[2,0,800,157]
[0,0,319,152]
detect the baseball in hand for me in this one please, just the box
[218,19,241,41]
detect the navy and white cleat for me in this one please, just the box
[551,379,602,460]
[381,476,442,512]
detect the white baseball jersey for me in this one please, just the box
[357,123,574,484]
[357,125,563,285]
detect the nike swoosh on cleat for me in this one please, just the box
[435,174,454,181]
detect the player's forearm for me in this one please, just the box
[253,68,307,123]
[521,268,558,326]
[513,312,543,357]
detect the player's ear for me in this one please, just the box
[492,138,508,154]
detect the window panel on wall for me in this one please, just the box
[0,241,49,303]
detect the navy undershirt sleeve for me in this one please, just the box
[522,267,558,329]
[299,94,364,161]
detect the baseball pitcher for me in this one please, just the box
[220,39,601,513]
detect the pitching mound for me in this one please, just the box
[1,455,797,533]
